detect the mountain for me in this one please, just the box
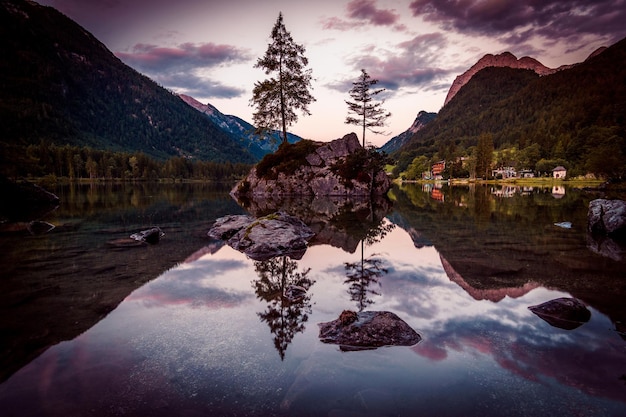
[444,51,569,106]
[179,95,302,159]
[0,0,255,163]
[380,111,437,154]
[393,37,626,178]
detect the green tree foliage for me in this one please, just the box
[474,133,494,179]
[345,69,391,147]
[0,142,250,181]
[404,155,430,180]
[251,13,315,144]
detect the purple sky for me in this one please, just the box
[36,0,626,145]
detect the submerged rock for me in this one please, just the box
[318,310,421,350]
[208,212,314,261]
[130,227,164,244]
[588,199,626,237]
[528,297,591,330]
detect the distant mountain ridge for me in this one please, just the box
[0,0,255,163]
[380,111,437,154]
[443,51,578,106]
[179,95,302,159]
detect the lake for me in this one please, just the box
[1,182,625,416]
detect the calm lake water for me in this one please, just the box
[1,182,625,416]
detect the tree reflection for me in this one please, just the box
[343,220,394,311]
[252,256,315,360]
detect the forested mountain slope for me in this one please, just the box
[0,0,255,163]
[394,37,626,178]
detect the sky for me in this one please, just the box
[36,0,626,147]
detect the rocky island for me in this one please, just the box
[231,133,392,198]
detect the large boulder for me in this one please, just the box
[232,133,392,198]
[0,177,59,221]
[318,310,421,350]
[588,199,626,237]
[528,297,591,330]
[208,212,315,261]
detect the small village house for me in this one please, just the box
[552,166,567,179]
[431,160,446,180]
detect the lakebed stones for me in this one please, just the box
[528,297,591,330]
[208,212,315,261]
[318,310,421,350]
[130,227,165,244]
[588,199,626,237]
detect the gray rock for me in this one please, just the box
[318,310,421,350]
[588,199,626,237]
[208,212,315,261]
[130,227,164,244]
[232,133,391,198]
[528,297,591,330]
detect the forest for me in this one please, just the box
[0,142,251,182]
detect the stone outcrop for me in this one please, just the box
[232,133,392,198]
[318,310,421,350]
[208,212,315,261]
[588,199,626,237]
[528,297,591,330]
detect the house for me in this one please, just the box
[492,166,516,179]
[431,160,445,180]
[552,166,567,179]
[518,169,534,178]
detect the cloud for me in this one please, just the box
[347,0,400,26]
[340,33,455,94]
[116,42,251,98]
[116,42,251,72]
[409,0,626,44]
[321,0,405,31]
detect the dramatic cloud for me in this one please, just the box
[409,0,626,44]
[347,0,400,25]
[344,33,455,93]
[116,42,251,72]
[116,42,250,98]
[321,0,406,31]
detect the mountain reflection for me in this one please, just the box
[252,256,315,360]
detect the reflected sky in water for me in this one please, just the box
[1,215,625,417]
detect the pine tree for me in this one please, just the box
[345,69,391,147]
[251,12,315,144]
[474,132,494,179]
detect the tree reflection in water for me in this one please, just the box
[344,220,395,311]
[252,256,315,360]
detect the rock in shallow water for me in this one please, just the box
[318,310,421,350]
[208,212,315,261]
[528,297,591,330]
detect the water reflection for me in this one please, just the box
[1,183,625,416]
[253,256,315,360]
[343,220,395,311]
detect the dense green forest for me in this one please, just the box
[0,0,255,164]
[0,142,251,182]
[393,37,626,180]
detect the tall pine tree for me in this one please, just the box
[345,69,391,147]
[251,13,315,144]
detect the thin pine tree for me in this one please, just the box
[345,69,391,147]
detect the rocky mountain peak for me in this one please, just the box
[444,51,556,106]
